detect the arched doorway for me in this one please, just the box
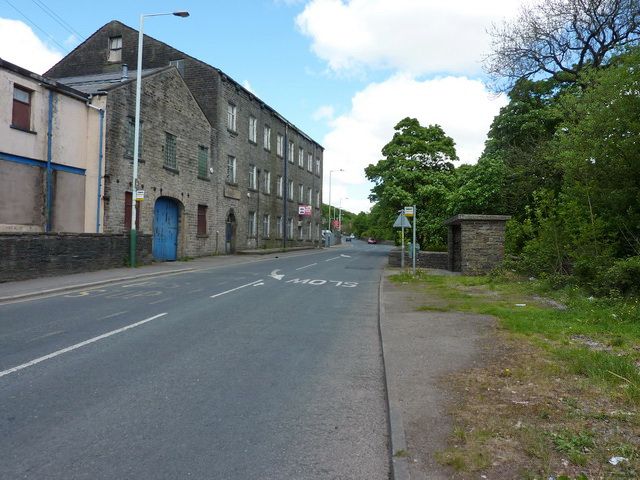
[225,211,237,254]
[153,197,180,261]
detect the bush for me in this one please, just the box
[600,256,640,296]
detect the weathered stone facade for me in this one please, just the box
[0,232,152,282]
[46,20,323,255]
[445,214,511,274]
[99,67,217,258]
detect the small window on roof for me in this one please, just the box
[108,36,122,62]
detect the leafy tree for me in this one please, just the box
[365,118,458,246]
[505,46,640,292]
[553,47,640,259]
[485,0,640,91]
[447,156,508,216]
[482,78,565,217]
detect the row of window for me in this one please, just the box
[227,156,320,206]
[227,103,321,176]
[124,119,212,180]
[126,196,319,242]
[247,213,319,240]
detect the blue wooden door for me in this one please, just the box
[153,197,178,261]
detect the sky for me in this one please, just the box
[0,0,525,214]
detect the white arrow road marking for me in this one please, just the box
[210,279,264,298]
[269,269,285,280]
[253,282,265,286]
[295,263,317,271]
[340,254,351,258]
[0,313,168,379]
[325,256,341,262]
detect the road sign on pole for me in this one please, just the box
[412,205,417,274]
[393,214,411,228]
[404,206,414,217]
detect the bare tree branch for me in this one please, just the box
[485,0,640,91]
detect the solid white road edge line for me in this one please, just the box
[0,313,168,379]
[210,279,264,299]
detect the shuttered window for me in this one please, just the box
[197,205,207,235]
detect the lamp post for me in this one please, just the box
[338,197,348,233]
[327,168,343,232]
[130,10,189,267]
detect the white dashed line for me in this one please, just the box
[210,280,264,299]
[325,256,341,262]
[296,263,317,271]
[0,313,168,379]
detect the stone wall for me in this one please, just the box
[388,249,448,269]
[445,214,510,274]
[0,233,152,282]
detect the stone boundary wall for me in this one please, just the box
[388,249,448,269]
[0,233,152,283]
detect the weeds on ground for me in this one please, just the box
[390,269,640,479]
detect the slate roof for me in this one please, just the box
[56,67,167,94]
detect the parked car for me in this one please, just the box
[345,235,352,242]
[367,237,377,244]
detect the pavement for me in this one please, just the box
[0,248,493,480]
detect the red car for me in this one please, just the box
[367,237,377,244]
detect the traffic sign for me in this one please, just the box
[393,214,411,228]
[403,206,414,217]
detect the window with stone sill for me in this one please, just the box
[197,145,209,179]
[248,164,257,190]
[264,125,271,150]
[108,36,122,63]
[227,103,237,132]
[164,132,177,170]
[277,134,284,158]
[197,205,208,236]
[227,155,237,184]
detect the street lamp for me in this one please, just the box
[130,11,189,267]
[327,168,343,232]
[338,197,349,233]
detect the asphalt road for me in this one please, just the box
[0,241,392,479]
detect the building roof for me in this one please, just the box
[45,20,323,150]
[0,57,89,101]
[55,66,167,94]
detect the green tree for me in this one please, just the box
[365,117,458,246]
[482,78,565,217]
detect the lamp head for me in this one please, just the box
[173,11,190,17]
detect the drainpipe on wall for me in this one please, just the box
[87,99,105,233]
[45,90,55,232]
[283,124,288,250]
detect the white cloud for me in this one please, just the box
[0,19,62,74]
[296,0,523,76]
[321,74,507,213]
[312,105,335,121]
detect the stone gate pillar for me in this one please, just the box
[445,214,511,274]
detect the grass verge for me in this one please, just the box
[391,270,640,479]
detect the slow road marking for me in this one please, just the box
[0,313,168,379]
